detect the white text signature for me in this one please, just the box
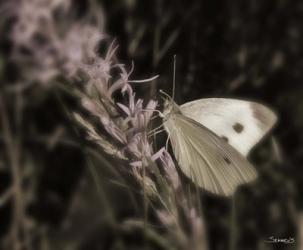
[264,236,295,244]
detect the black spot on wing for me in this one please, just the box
[233,123,244,133]
[223,156,231,165]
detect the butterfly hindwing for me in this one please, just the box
[180,98,277,156]
[164,114,257,196]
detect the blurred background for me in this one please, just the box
[0,0,303,249]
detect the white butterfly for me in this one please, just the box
[161,96,277,196]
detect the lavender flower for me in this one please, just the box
[73,41,207,248]
[3,0,207,248]
[160,149,181,190]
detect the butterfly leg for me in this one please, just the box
[150,115,159,121]
[141,109,164,118]
[165,132,170,150]
[148,129,165,138]
[148,123,164,136]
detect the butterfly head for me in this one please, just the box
[160,90,181,118]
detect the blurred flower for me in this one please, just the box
[61,25,106,77]
[156,209,176,227]
[188,208,204,239]
[5,0,105,85]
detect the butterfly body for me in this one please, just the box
[162,98,277,196]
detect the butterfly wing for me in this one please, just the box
[180,98,277,156]
[164,114,257,196]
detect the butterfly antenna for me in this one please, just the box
[172,55,176,102]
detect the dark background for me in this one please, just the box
[1,0,303,249]
[102,1,302,249]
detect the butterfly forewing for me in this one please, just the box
[180,98,277,157]
[164,114,257,196]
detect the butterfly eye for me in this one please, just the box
[164,100,170,109]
